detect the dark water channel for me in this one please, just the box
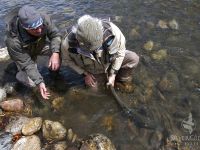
[0,0,200,149]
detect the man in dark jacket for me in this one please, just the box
[5,5,61,99]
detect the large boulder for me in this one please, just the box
[42,120,66,141]
[22,117,42,136]
[0,99,24,112]
[11,135,41,150]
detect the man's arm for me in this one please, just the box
[6,38,44,85]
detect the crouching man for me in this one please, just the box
[61,15,139,91]
[5,5,61,99]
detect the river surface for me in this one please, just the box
[0,0,200,150]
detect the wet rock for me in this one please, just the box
[3,82,17,95]
[0,99,24,112]
[52,97,65,110]
[159,72,180,92]
[0,88,7,102]
[146,21,155,29]
[0,47,10,61]
[42,120,67,140]
[22,117,42,136]
[5,116,30,134]
[114,16,123,23]
[0,132,12,150]
[151,49,167,60]
[101,115,114,131]
[143,40,154,51]
[53,141,68,150]
[80,133,116,150]
[157,20,168,29]
[168,19,179,30]
[11,135,41,150]
[129,28,141,40]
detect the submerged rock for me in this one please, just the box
[143,40,154,51]
[0,132,12,150]
[80,133,116,150]
[42,120,66,140]
[11,135,41,150]
[0,99,24,112]
[157,20,168,29]
[0,47,10,61]
[52,97,65,110]
[5,116,30,135]
[0,88,7,102]
[22,117,42,136]
[151,49,167,60]
[53,141,68,150]
[168,19,179,30]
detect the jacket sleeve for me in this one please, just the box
[5,37,44,85]
[44,14,61,53]
[108,23,126,75]
[61,37,85,74]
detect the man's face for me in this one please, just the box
[26,25,44,37]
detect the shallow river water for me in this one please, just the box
[0,0,200,149]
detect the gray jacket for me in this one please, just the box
[61,20,126,75]
[5,13,61,85]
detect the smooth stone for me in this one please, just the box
[129,28,141,40]
[42,120,66,140]
[0,88,7,102]
[0,99,24,112]
[22,117,42,136]
[53,141,68,150]
[168,19,179,30]
[80,133,116,150]
[157,20,168,29]
[143,40,154,51]
[151,49,167,60]
[11,135,41,150]
[5,116,30,135]
[0,132,12,150]
[0,47,10,61]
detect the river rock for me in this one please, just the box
[0,132,12,150]
[5,116,30,134]
[143,40,154,51]
[52,97,65,110]
[0,88,7,102]
[168,19,179,30]
[159,72,180,92]
[0,47,10,61]
[151,49,167,60]
[157,20,168,29]
[11,135,41,150]
[0,99,24,112]
[80,133,116,150]
[53,141,68,150]
[129,28,141,40]
[22,117,42,136]
[42,120,66,140]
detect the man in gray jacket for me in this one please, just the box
[5,5,61,99]
[62,15,139,90]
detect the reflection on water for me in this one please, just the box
[0,0,200,149]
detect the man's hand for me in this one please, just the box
[48,52,60,71]
[84,72,97,87]
[107,74,116,87]
[38,82,50,99]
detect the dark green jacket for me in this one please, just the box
[5,13,61,85]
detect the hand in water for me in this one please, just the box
[38,82,50,99]
[84,73,97,87]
